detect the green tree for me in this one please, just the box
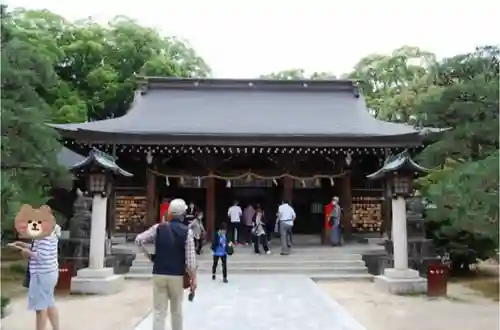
[346,46,436,122]
[10,9,212,122]
[415,46,500,272]
[1,6,70,234]
[260,68,336,80]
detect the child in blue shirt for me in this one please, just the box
[211,222,229,283]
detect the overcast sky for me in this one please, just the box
[7,0,500,78]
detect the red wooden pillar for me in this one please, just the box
[206,177,215,239]
[283,176,293,202]
[145,169,157,227]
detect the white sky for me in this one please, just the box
[6,0,500,78]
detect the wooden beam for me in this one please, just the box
[205,176,215,240]
[145,169,157,226]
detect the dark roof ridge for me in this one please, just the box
[136,75,361,96]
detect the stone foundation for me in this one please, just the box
[71,267,124,295]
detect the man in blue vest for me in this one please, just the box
[135,198,197,330]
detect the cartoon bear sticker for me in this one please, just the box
[15,204,56,239]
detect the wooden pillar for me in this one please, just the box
[342,173,353,240]
[206,177,215,240]
[145,169,156,226]
[283,176,293,202]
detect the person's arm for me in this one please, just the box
[185,229,197,279]
[291,208,296,221]
[135,224,159,246]
[227,207,231,217]
[135,224,158,259]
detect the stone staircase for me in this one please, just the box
[125,243,378,281]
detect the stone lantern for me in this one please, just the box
[69,148,133,295]
[367,151,428,294]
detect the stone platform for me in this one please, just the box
[132,274,367,330]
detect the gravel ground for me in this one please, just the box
[1,280,152,330]
[319,281,499,330]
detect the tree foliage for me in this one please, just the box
[9,9,211,122]
[347,45,499,270]
[1,6,69,233]
[1,7,212,236]
[260,68,336,80]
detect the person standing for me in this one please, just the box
[227,201,242,244]
[184,201,197,226]
[135,198,197,330]
[211,223,229,283]
[242,203,256,245]
[329,197,342,246]
[277,200,296,255]
[189,211,206,255]
[159,198,171,223]
[252,205,270,254]
[8,224,62,330]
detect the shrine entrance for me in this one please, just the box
[214,179,282,230]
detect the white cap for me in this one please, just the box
[168,198,188,216]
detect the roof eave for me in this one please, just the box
[55,129,425,148]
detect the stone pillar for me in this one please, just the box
[392,197,408,270]
[206,177,215,239]
[374,196,427,295]
[71,193,124,295]
[89,195,107,269]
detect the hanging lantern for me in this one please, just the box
[226,180,231,188]
[301,180,306,188]
[330,177,335,187]
[197,177,201,188]
[165,176,170,186]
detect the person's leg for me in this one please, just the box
[261,235,270,253]
[46,271,59,330]
[253,232,260,253]
[279,222,288,254]
[166,275,184,330]
[212,255,219,279]
[29,273,51,330]
[195,238,201,254]
[221,255,228,282]
[286,225,293,249]
[152,275,169,330]
[235,223,240,243]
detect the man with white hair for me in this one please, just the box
[135,198,197,330]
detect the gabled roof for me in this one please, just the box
[366,151,429,180]
[69,148,133,177]
[50,76,430,147]
[57,147,85,169]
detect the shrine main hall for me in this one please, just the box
[52,76,431,241]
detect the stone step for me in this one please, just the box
[125,272,373,281]
[129,265,368,275]
[131,259,366,268]
[133,252,365,262]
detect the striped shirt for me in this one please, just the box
[29,234,59,274]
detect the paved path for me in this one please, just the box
[133,274,366,330]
